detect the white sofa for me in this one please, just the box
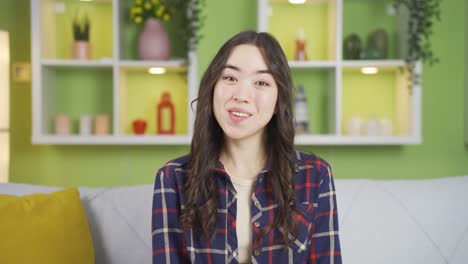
[1,176,467,264]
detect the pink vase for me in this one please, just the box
[138,18,170,60]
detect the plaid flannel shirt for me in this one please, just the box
[152,151,342,264]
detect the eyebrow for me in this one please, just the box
[223,64,272,75]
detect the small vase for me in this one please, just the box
[138,18,170,60]
[72,41,92,60]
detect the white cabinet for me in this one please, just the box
[258,0,422,145]
[30,0,197,145]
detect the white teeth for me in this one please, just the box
[231,111,250,117]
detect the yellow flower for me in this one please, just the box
[163,14,170,21]
[135,16,142,23]
[135,0,142,5]
[156,5,165,17]
[130,7,142,18]
[144,2,152,10]
[152,0,159,4]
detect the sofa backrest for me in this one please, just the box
[1,175,468,264]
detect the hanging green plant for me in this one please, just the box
[393,0,442,88]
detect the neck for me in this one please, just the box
[219,135,267,180]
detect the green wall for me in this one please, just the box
[2,0,467,187]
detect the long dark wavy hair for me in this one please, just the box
[180,31,299,248]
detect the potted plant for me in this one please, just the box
[72,12,91,60]
[393,0,442,89]
[129,0,205,60]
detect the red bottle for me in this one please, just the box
[157,92,175,134]
[295,29,308,61]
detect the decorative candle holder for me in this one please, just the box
[79,115,92,135]
[94,114,110,135]
[55,114,71,135]
[132,119,147,135]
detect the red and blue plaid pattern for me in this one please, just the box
[152,151,342,263]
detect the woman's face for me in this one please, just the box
[213,44,278,142]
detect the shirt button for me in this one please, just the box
[254,221,260,228]
[254,201,260,208]
[254,249,261,256]
[233,252,237,257]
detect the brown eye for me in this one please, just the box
[256,80,270,87]
[223,76,237,82]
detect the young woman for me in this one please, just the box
[152,31,342,264]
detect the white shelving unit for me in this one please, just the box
[30,0,198,145]
[30,0,422,146]
[258,0,422,145]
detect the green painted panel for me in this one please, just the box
[291,68,331,134]
[343,0,398,59]
[53,67,113,134]
[269,2,332,60]
[3,0,468,188]
[122,70,188,134]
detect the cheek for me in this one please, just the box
[213,85,229,117]
[261,92,278,115]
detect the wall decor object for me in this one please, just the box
[364,115,381,136]
[295,29,308,61]
[71,11,91,60]
[343,33,362,60]
[93,114,110,135]
[345,114,363,136]
[79,115,92,135]
[55,114,71,135]
[138,17,170,60]
[157,92,175,134]
[366,28,389,59]
[12,62,31,82]
[380,117,393,136]
[132,119,147,135]
[129,0,206,56]
[294,85,310,134]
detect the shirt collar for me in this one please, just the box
[214,159,272,175]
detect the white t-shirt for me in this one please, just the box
[229,175,256,264]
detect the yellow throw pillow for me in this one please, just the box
[0,188,95,264]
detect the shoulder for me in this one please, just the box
[293,150,334,200]
[154,155,190,189]
[294,150,332,173]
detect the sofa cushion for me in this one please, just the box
[0,188,95,264]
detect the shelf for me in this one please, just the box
[40,67,114,135]
[341,60,406,68]
[118,67,188,136]
[294,134,420,145]
[118,59,187,68]
[292,68,336,134]
[31,134,419,146]
[41,59,114,67]
[289,60,337,68]
[39,0,114,60]
[265,0,337,61]
[32,135,192,145]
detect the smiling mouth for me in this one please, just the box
[230,111,251,117]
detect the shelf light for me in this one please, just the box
[148,67,166,75]
[361,67,378,75]
[80,0,94,2]
[289,0,306,4]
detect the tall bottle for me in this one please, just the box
[295,29,308,61]
[294,85,310,134]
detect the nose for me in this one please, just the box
[233,80,251,103]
